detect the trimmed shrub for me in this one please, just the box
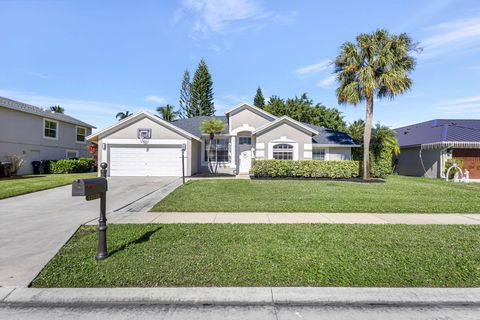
[369,148,392,179]
[40,160,57,174]
[50,159,91,174]
[252,160,360,179]
[354,146,395,179]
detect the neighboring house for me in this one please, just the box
[0,96,95,175]
[394,119,480,179]
[88,103,358,177]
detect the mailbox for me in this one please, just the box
[72,177,108,197]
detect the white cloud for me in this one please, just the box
[176,0,295,38]
[435,96,480,111]
[145,95,167,104]
[177,0,261,34]
[27,71,51,79]
[295,60,331,76]
[317,74,337,88]
[421,17,480,58]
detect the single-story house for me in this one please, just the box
[394,119,480,179]
[88,103,359,177]
[0,96,95,175]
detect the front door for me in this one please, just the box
[239,150,252,174]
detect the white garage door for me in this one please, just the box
[109,146,183,176]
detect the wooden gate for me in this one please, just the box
[453,149,480,179]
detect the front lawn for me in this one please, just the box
[152,175,480,213]
[0,173,96,199]
[32,224,480,287]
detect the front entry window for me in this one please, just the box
[239,137,251,145]
[204,139,229,162]
[273,144,293,160]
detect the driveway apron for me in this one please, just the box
[0,177,180,287]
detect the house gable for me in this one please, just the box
[104,117,187,140]
[253,116,319,136]
[89,111,200,142]
[226,103,276,133]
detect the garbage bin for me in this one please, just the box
[32,161,41,175]
[2,162,12,177]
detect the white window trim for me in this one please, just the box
[201,137,231,166]
[230,124,256,135]
[65,150,79,159]
[268,141,298,160]
[312,147,327,161]
[43,118,59,140]
[75,126,87,144]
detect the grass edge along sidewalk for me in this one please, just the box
[32,223,480,288]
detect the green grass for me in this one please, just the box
[32,224,480,287]
[0,173,96,199]
[152,175,480,213]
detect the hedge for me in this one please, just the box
[251,160,360,179]
[49,158,94,174]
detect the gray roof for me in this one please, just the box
[305,123,358,145]
[0,96,95,128]
[172,116,357,145]
[172,116,228,137]
[395,119,480,147]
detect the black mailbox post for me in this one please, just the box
[72,162,109,260]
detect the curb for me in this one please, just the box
[2,287,480,308]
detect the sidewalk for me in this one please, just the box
[92,212,480,225]
[2,287,480,307]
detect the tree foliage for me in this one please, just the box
[347,120,400,177]
[50,105,64,114]
[191,59,215,116]
[116,111,132,121]
[179,69,192,118]
[335,29,417,179]
[263,93,346,131]
[156,104,180,122]
[253,86,265,109]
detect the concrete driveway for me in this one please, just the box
[0,176,181,287]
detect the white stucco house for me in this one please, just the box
[88,103,359,177]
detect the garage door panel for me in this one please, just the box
[109,146,183,177]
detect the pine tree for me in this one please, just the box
[190,59,215,116]
[253,86,265,109]
[179,69,192,118]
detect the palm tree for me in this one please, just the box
[347,119,365,143]
[156,105,179,122]
[116,111,132,121]
[334,29,417,180]
[200,118,227,173]
[50,105,64,114]
[371,123,400,156]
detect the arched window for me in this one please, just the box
[273,144,293,160]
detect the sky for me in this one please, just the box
[1,0,480,131]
